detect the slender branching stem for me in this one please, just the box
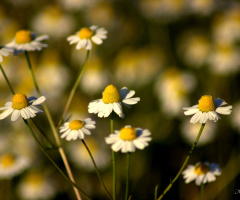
[157,123,206,200]
[24,51,82,200]
[81,139,112,200]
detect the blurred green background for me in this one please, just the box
[0,0,240,199]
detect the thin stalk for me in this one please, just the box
[23,119,91,200]
[0,64,15,94]
[157,123,206,200]
[154,185,159,200]
[24,51,82,200]
[56,50,90,127]
[200,182,204,200]
[125,153,130,200]
[110,113,116,200]
[81,139,112,200]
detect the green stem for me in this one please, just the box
[24,51,82,200]
[110,113,116,200]
[200,182,204,200]
[0,64,15,95]
[125,153,130,200]
[157,123,206,200]
[56,50,90,127]
[81,139,112,200]
[23,119,91,200]
[154,185,158,200]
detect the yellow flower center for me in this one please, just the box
[69,120,84,130]
[198,95,216,112]
[102,85,122,104]
[12,93,29,110]
[194,163,210,175]
[15,30,32,44]
[1,154,15,168]
[78,28,94,39]
[25,171,44,186]
[119,127,137,141]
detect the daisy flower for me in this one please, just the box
[182,162,221,185]
[0,93,46,121]
[60,118,96,141]
[105,125,152,153]
[183,95,232,124]
[0,47,13,62]
[88,84,140,118]
[17,170,56,200]
[67,25,107,50]
[0,153,30,179]
[5,30,49,53]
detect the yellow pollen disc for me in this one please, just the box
[102,85,122,104]
[1,154,15,168]
[198,95,216,112]
[78,28,94,39]
[194,163,210,175]
[119,127,137,141]
[26,171,44,186]
[15,30,32,44]
[69,120,84,130]
[12,93,29,110]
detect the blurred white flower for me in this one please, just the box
[0,153,30,179]
[177,31,211,68]
[180,119,217,146]
[183,162,221,185]
[212,8,240,44]
[67,138,109,171]
[31,5,76,39]
[114,46,164,87]
[208,43,240,75]
[17,170,56,200]
[154,67,196,117]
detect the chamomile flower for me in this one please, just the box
[105,125,152,153]
[0,93,46,121]
[0,47,13,62]
[0,153,30,179]
[183,95,232,124]
[182,162,221,185]
[17,170,56,200]
[5,30,49,53]
[60,118,96,141]
[67,25,107,50]
[88,84,140,118]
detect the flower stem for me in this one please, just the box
[23,119,91,200]
[0,64,15,95]
[56,50,90,127]
[200,182,204,200]
[110,113,116,200]
[125,153,131,200]
[157,123,206,200]
[24,51,82,200]
[81,139,112,200]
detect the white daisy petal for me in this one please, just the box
[11,110,21,121]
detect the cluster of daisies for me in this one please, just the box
[0,25,233,197]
